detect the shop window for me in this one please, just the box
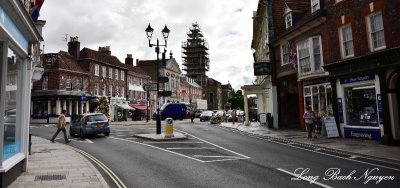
[303,84,332,117]
[3,47,20,161]
[345,85,378,126]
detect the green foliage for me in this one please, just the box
[228,89,244,110]
[96,96,109,116]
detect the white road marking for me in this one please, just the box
[116,134,126,137]
[176,129,251,160]
[125,137,137,140]
[85,139,94,143]
[167,147,216,150]
[277,168,333,188]
[205,158,248,163]
[314,148,322,151]
[143,141,203,144]
[349,155,358,159]
[110,137,205,163]
[194,155,243,158]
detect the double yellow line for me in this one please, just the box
[68,146,127,188]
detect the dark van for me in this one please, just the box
[160,103,187,120]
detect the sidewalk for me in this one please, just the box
[9,136,109,188]
[219,122,400,163]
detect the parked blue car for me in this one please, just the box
[70,113,110,139]
[160,103,187,120]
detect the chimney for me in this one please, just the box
[169,50,173,59]
[68,36,80,59]
[125,54,134,66]
[98,46,111,56]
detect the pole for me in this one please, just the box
[146,91,149,122]
[156,39,161,134]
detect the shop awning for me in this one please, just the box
[115,103,135,110]
[130,104,148,110]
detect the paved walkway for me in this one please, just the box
[9,136,109,188]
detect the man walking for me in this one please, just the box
[50,109,70,143]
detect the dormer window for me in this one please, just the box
[284,5,293,29]
[311,0,320,13]
[286,14,292,28]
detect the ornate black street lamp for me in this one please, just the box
[145,23,170,134]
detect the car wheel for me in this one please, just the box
[104,132,110,136]
[79,130,85,139]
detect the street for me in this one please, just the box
[30,120,400,188]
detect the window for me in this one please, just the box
[345,85,378,126]
[339,24,354,58]
[95,64,99,76]
[121,87,125,98]
[297,36,323,75]
[311,0,320,13]
[77,77,82,91]
[66,77,72,90]
[115,69,119,80]
[285,13,292,29]
[109,67,113,79]
[121,71,125,81]
[367,12,385,51]
[102,84,106,96]
[109,86,113,96]
[281,44,290,65]
[95,83,99,95]
[42,76,48,90]
[102,66,106,78]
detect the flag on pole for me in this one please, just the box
[30,0,45,21]
[289,44,297,70]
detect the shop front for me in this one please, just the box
[336,74,382,141]
[0,1,43,186]
[303,77,333,118]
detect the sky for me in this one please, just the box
[39,0,258,90]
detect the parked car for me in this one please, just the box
[200,111,214,122]
[160,103,187,120]
[194,110,203,118]
[70,113,110,139]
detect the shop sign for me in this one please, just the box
[81,95,87,102]
[377,94,383,124]
[303,77,329,86]
[344,127,381,141]
[337,98,344,123]
[340,74,375,85]
[323,116,339,138]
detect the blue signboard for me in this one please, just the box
[344,127,381,141]
[81,95,87,102]
[377,94,383,124]
[340,74,375,85]
[338,98,344,123]
[0,6,29,53]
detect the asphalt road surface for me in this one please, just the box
[30,120,400,188]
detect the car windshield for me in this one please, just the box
[88,114,107,122]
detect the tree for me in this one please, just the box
[228,89,244,110]
[97,96,110,116]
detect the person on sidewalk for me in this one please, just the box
[303,105,316,139]
[50,110,70,143]
[232,110,237,125]
[190,109,195,123]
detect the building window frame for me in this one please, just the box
[339,24,354,58]
[297,36,324,76]
[281,43,290,66]
[311,0,320,13]
[366,11,386,52]
[115,69,119,80]
[102,66,106,78]
[95,83,99,96]
[95,64,99,76]
[42,76,48,90]
[121,71,125,81]
[285,13,292,29]
[66,77,72,90]
[109,67,113,79]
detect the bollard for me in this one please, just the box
[165,118,174,138]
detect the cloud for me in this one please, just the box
[40,0,257,90]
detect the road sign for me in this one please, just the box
[159,91,172,97]
[143,83,158,91]
[159,76,169,83]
